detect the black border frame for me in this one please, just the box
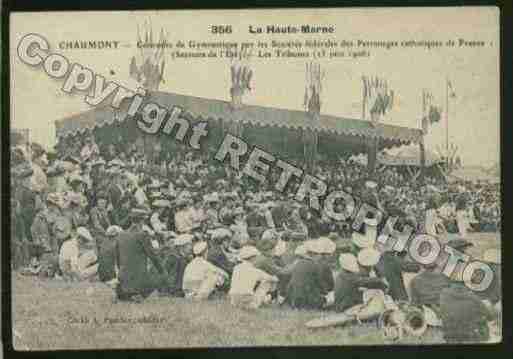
[2,1,511,358]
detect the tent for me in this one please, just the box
[55,91,424,168]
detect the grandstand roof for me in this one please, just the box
[55,91,423,147]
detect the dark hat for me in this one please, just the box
[447,238,473,251]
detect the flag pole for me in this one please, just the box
[445,77,449,170]
[420,89,426,182]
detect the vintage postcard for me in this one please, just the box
[8,7,500,349]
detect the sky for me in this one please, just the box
[10,7,500,167]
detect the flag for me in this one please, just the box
[429,105,442,124]
[448,80,456,98]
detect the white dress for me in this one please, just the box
[456,209,470,237]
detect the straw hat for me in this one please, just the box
[363,217,379,227]
[76,227,93,242]
[106,225,123,237]
[130,206,151,218]
[174,234,194,246]
[46,193,63,207]
[233,207,245,216]
[365,180,378,190]
[304,240,324,254]
[91,158,106,167]
[109,158,125,168]
[317,237,336,254]
[152,199,171,208]
[204,192,220,203]
[339,253,360,273]
[357,248,381,267]
[239,246,260,260]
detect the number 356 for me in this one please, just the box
[211,25,232,34]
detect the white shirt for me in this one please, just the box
[175,208,195,233]
[134,187,148,206]
[30,163,48,193]
[229,261,276,296]
[151,212,167,233]
[59,238,79,273]
[230,221,250,245]
[182,257,228,295]
[425,209,442,236]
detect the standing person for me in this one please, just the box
[150,199,174,238]
[425,197,444,236]
[282,206,309,242]
[285,240,335,310]
[97,225,122,284]
[230,207,250,248]
[65,193,89,229]
[229,246,279,309]
[16,166,37,245]
[159,234,194,297]
[89,158,107,204]
[11,197,29,270]
[182,242,229,300]
[174,196,195,234]
[107,167,127,225]
[30,143,49,194]
[204,193,221,228]
[374,248,421,302]
[114,206,166,303]
[90,192,111,250]
[455,196,470,238]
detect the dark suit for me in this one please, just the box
[285,259,334,310]
[97,238,117,282]
[208,245,235,275]
[157,248,189,297]
[16,185,37,241]
[90,206,110,249]
[440,283,494,343]
[333,270,387,312]
[375,252,421,301]
[115,227,165,300]
[409,271,452,308]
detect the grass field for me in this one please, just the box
[11,232,500,350]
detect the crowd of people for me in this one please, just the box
[11,130,501,343]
